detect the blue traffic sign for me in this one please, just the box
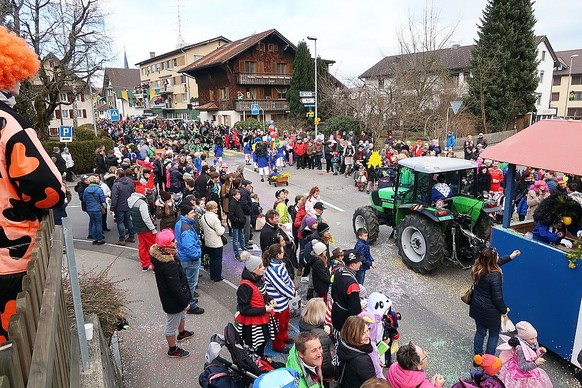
[303,104,315,108]
[60,125,73,142]
[250,104,260,115]
[108,109,120,121]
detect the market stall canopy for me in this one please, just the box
[480,120,582,176]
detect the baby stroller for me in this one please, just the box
[200,323,284,388]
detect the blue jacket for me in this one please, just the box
[256,155,269,168]
[354,238,374,270]
[446,133,456,148]
[82,184,106,213]
[532,222,581,245]
[213,144,223,157]
[516,196,528,216]
[243,142,251,155]
[174,215,202,262]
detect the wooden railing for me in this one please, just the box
[235,99,289,112]
[236,72,292,86]
[0,217,76,387]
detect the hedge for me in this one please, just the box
[44,125,114,174]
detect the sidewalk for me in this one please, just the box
[72,242,239,387]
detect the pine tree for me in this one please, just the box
[288,41,314,118]
[466,0,538,132]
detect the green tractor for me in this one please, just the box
[352,157,500,273]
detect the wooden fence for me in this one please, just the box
[0,216,77,387]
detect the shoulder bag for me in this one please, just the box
[90,192,107,215]
[204,214,228,245]
[461,283,474,305]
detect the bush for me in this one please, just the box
[319,116,361,136]
[44,137,114,174]
[74,124,98,141]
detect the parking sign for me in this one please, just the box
[60,125,73,142]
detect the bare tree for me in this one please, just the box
[5,0,112,137]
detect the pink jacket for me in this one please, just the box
[386,362,439,388]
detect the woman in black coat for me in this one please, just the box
[149,229,193,358]
[469,245,520,355]
[336,316,376,388]
[299,298,337,381]
[474,166,492,197]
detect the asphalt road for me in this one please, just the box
[65,149,580,387]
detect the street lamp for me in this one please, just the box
[564,54,579,119]
[307,36,318,137]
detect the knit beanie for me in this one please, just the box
[516,321,537,341]
[155,228,175,248]
[180,204,194,216]
[473,354,502,376]
[241,251,262,272]
[305,216,317,229]
[311,241,327,256]
[317,222,330,235]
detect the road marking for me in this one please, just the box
[72,238,239,290]
[244,168,345,212]
[320,200,345,213]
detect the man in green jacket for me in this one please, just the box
[286,332,324,388]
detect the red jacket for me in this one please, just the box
[489,168,504,192]
[294,142,308,156]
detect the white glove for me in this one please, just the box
[577,230,582,238]
[560,239,572,249]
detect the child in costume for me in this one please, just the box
[497,321,553,388]
[531,194,582,249]
[451,354,505,388]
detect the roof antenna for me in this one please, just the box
[176,0,185,48]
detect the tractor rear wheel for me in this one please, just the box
[352,206,380,244]
[397,214,447,274]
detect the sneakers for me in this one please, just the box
[125,238,136,243]
[235,254,241,261]
[167,346,190,358]
[142,265,153,272]
[116,240,126,246]
[177,330,194,342]
[187,307,205,315]
[95,240,105,245]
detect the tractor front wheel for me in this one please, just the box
[397,214,447,274]
[352,206,380,244]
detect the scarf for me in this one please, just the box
[0,90,16,108]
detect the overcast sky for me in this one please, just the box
[103,0,582,82]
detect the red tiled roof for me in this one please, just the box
[180,29,295,73]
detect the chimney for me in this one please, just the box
[149,52,156,58]
[452,44,460,49]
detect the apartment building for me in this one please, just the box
[551,49,582,118]
[135,37,231,119]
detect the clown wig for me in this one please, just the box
[0,26,40,91]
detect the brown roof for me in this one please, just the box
[360,44,473,79]
[135,36,231,66]
[554,49,582,76]
[361,36,552,79]
[103,68,141,90]
[180,29,296,74]
[196,102,218,111]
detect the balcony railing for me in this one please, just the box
[237,73,292,86]
[235,99,289,112]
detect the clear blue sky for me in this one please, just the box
[104,0,582,82]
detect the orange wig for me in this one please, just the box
[0,26,40,90]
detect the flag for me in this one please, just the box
[121,89,129,101]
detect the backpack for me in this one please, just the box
[255,142,267,157]
[199,359,241,388]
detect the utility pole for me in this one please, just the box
[307,36,318,137]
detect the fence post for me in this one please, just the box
[62,217,89,371]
